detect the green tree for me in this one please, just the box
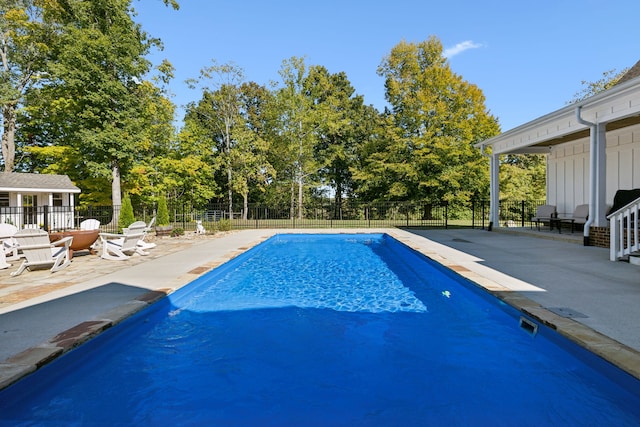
[186,61,245,215]
[156,193,169,226]
[173,111,221,208]
[376,37,500,205]
[304,65,369,215]
[118,193,135,232]
[500,154,546,201]
[0,0,52,171]
[272,56,319,219]
[351,113,415,202]
[570,68,629,103]
[15,0,177,223]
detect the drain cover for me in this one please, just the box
[547,307,588,318]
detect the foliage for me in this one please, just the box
[118,193,135,232]
[216,219,232,232]
[271,56,320,218]
[570,68,629,103]
[0,0,53,171]
[170,227,184,237]
[156,194,170,226]
[371,36,500,204]
[499,154,546,201]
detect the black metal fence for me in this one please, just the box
[0,200,550,233]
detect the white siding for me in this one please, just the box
[548,123,640,213]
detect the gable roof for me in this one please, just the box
[616,60,640,85]
[0,173,81,193]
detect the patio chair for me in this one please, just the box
[0,223,19,269]
[123,218,157,250]
[79,219,101,230]
[531,205,557,231]
[99,231,148,261]
[557,204,589,233]
[0,223,19,259]
[10,229,73,276]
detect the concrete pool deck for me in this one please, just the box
[1,227,639,390]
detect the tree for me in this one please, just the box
[0,0,51,171]
[186,61,245,215]
[570,68,629,103]
[118,192,135,232]
[25,0,168,224]
[376,37,500,205]
[156,193,169,226]
[272,56,319,219]
[304,65,369,215]
[499,154,546,201]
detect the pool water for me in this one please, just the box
[1,233,639,426]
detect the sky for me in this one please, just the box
[133,0,640,132]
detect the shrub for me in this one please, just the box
[217,219,232,231]
[171,227,184,237]
[157,194,170,226]
[118,194,135,232]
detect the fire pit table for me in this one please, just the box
[49,229,100,259]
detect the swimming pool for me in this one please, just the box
[1,233,639,425]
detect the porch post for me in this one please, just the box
[489,153,500,228]
[594,123,607,227]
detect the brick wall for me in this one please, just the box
[588,226,610,248]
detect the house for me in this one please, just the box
[477,60,640,254]
[0,173,81,230]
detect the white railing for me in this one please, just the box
[607,197,640,261]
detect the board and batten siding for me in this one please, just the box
[548,123,640,215]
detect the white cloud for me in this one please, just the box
[443,40,483,58]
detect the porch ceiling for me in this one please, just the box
[526,114,640,150]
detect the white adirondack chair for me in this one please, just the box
[80,219,101,230]
[0,223,19,269]
[99,231,148,260]
[10,229,73,276]
[123,217,157,250]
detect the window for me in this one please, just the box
[0,192,8,207]
[53,193,64,207]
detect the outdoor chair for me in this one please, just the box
[0,223,19,269]
[99,231,148,261]
[556,204,589,233]
[531,205,557,231]
[123,218,157,250]
[10,229,73,276]
[79,219,101,230]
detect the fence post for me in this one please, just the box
[482,200,486,230]
[521,200,525,227]
[43,205,49,231]
[471,200,476,229]
[445,203,449,229]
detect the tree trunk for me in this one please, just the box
[111,163,122,225]
[243,192,248,220]
[1,104,17,172]
[290,181,295,220]
[228,167,233,218]
[298,174,303,220]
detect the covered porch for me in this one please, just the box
[478,60,640,259]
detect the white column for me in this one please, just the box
[490,153,500,228]
[594,124,608,227]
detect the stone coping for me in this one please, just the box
[1,230,639,392]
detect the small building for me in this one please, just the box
[0,173,81,230]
